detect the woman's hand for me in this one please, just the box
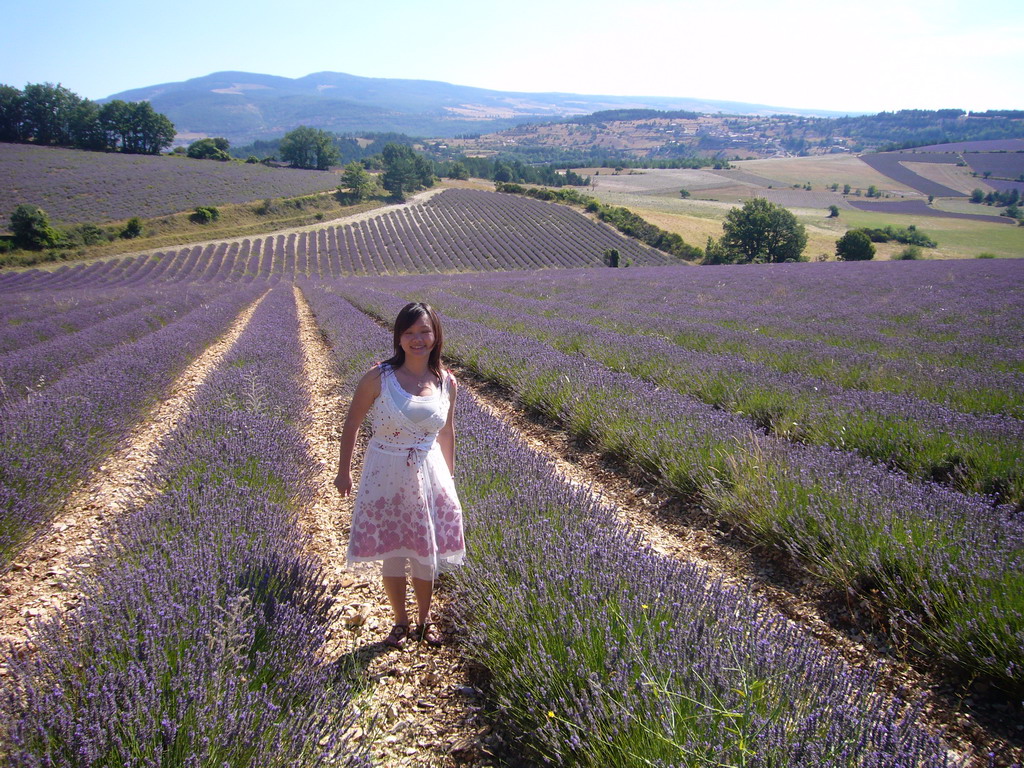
[334,471,353,497]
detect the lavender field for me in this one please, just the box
[1,213,1022,764]
[0,142,344,225]
[0,190,667,292]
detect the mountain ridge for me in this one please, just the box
[104,70,857,143]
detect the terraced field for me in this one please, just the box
[1,197,1022,765]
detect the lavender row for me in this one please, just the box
[451,383,958,766]
[302,279,957,765]
[2,286,366,766]
[0,286,220,404]
[0,287,164,355]
[333,280,1024,691]
[0,285,262,570]
[430,265,1024,416]
[1,189,671,291]
[404,283,1024,507]
[0,286,124,326]
[440,270,1024,387]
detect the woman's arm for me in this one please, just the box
[334,367,382,497]
[437,373,457,476]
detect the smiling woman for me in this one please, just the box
[333,302,464,650]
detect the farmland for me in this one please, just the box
[1,181,1023,765]
[0,189,669,290]
[0,142,344,225]
[576,158,1024,259]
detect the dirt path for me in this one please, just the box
[456,370,1020,767]
[292,286,493,768]
[0,291,268,669]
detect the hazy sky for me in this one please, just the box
[2,0,1021,114]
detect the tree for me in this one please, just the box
[602,248,619,267]
[702,236,734,265]
[835,229,875,261]
[280,126,338,170]
[381,143,427,200]
[131,102,175,154]
[188,137,231,161]
[0,85,26,142]
[447,162,469,180]
[828,205,840,218]
[10,204,61,250]
[21,82,78,145]
[842,183,851,195]
[720,198,807,263]
[970,188,985,203]
[339,161,374,202]
[679,188,691,199]
[492,161,513,183]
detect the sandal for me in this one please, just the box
[416,622,442,647]
[384,623,410,649]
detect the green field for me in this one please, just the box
[575,158,1024,259]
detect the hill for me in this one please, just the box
[454,110,1024,163]
[0,142,342,225]
[104,71,849,145]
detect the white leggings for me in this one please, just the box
[381,557,435,581]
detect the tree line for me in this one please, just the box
[0,83,175,154]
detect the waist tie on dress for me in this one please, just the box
[367,437,441,576]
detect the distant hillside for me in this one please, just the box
[0,142,341,225]
[451,109,1024,162]
[104,71,848,144]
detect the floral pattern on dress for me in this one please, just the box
[347,364,465,571]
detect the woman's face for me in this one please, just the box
[399,315,435,361]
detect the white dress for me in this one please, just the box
[347,363,465,572]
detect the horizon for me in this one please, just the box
[0,0,1021,115]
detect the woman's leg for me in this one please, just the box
[409,559,436,624]
[381,558,409,625]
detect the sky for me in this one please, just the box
[1,0,1021,115]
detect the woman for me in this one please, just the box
[334,302,464,649]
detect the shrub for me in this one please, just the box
[895,245,924,260]
[120,217,143,239]
[190,206,220,224]
[977,252,997,259]
[835,229,875,261]
[64,223,108,246]
[856,225,937,248]
[10,204,61,250]
[187,137,231,161]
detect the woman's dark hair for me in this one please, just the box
[383,302,444,381]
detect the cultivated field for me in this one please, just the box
[1,188,1023,765]
[0,142,344,225]
[0,190,668,289]
[733,154,918,194]
[578,160,1024,259]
